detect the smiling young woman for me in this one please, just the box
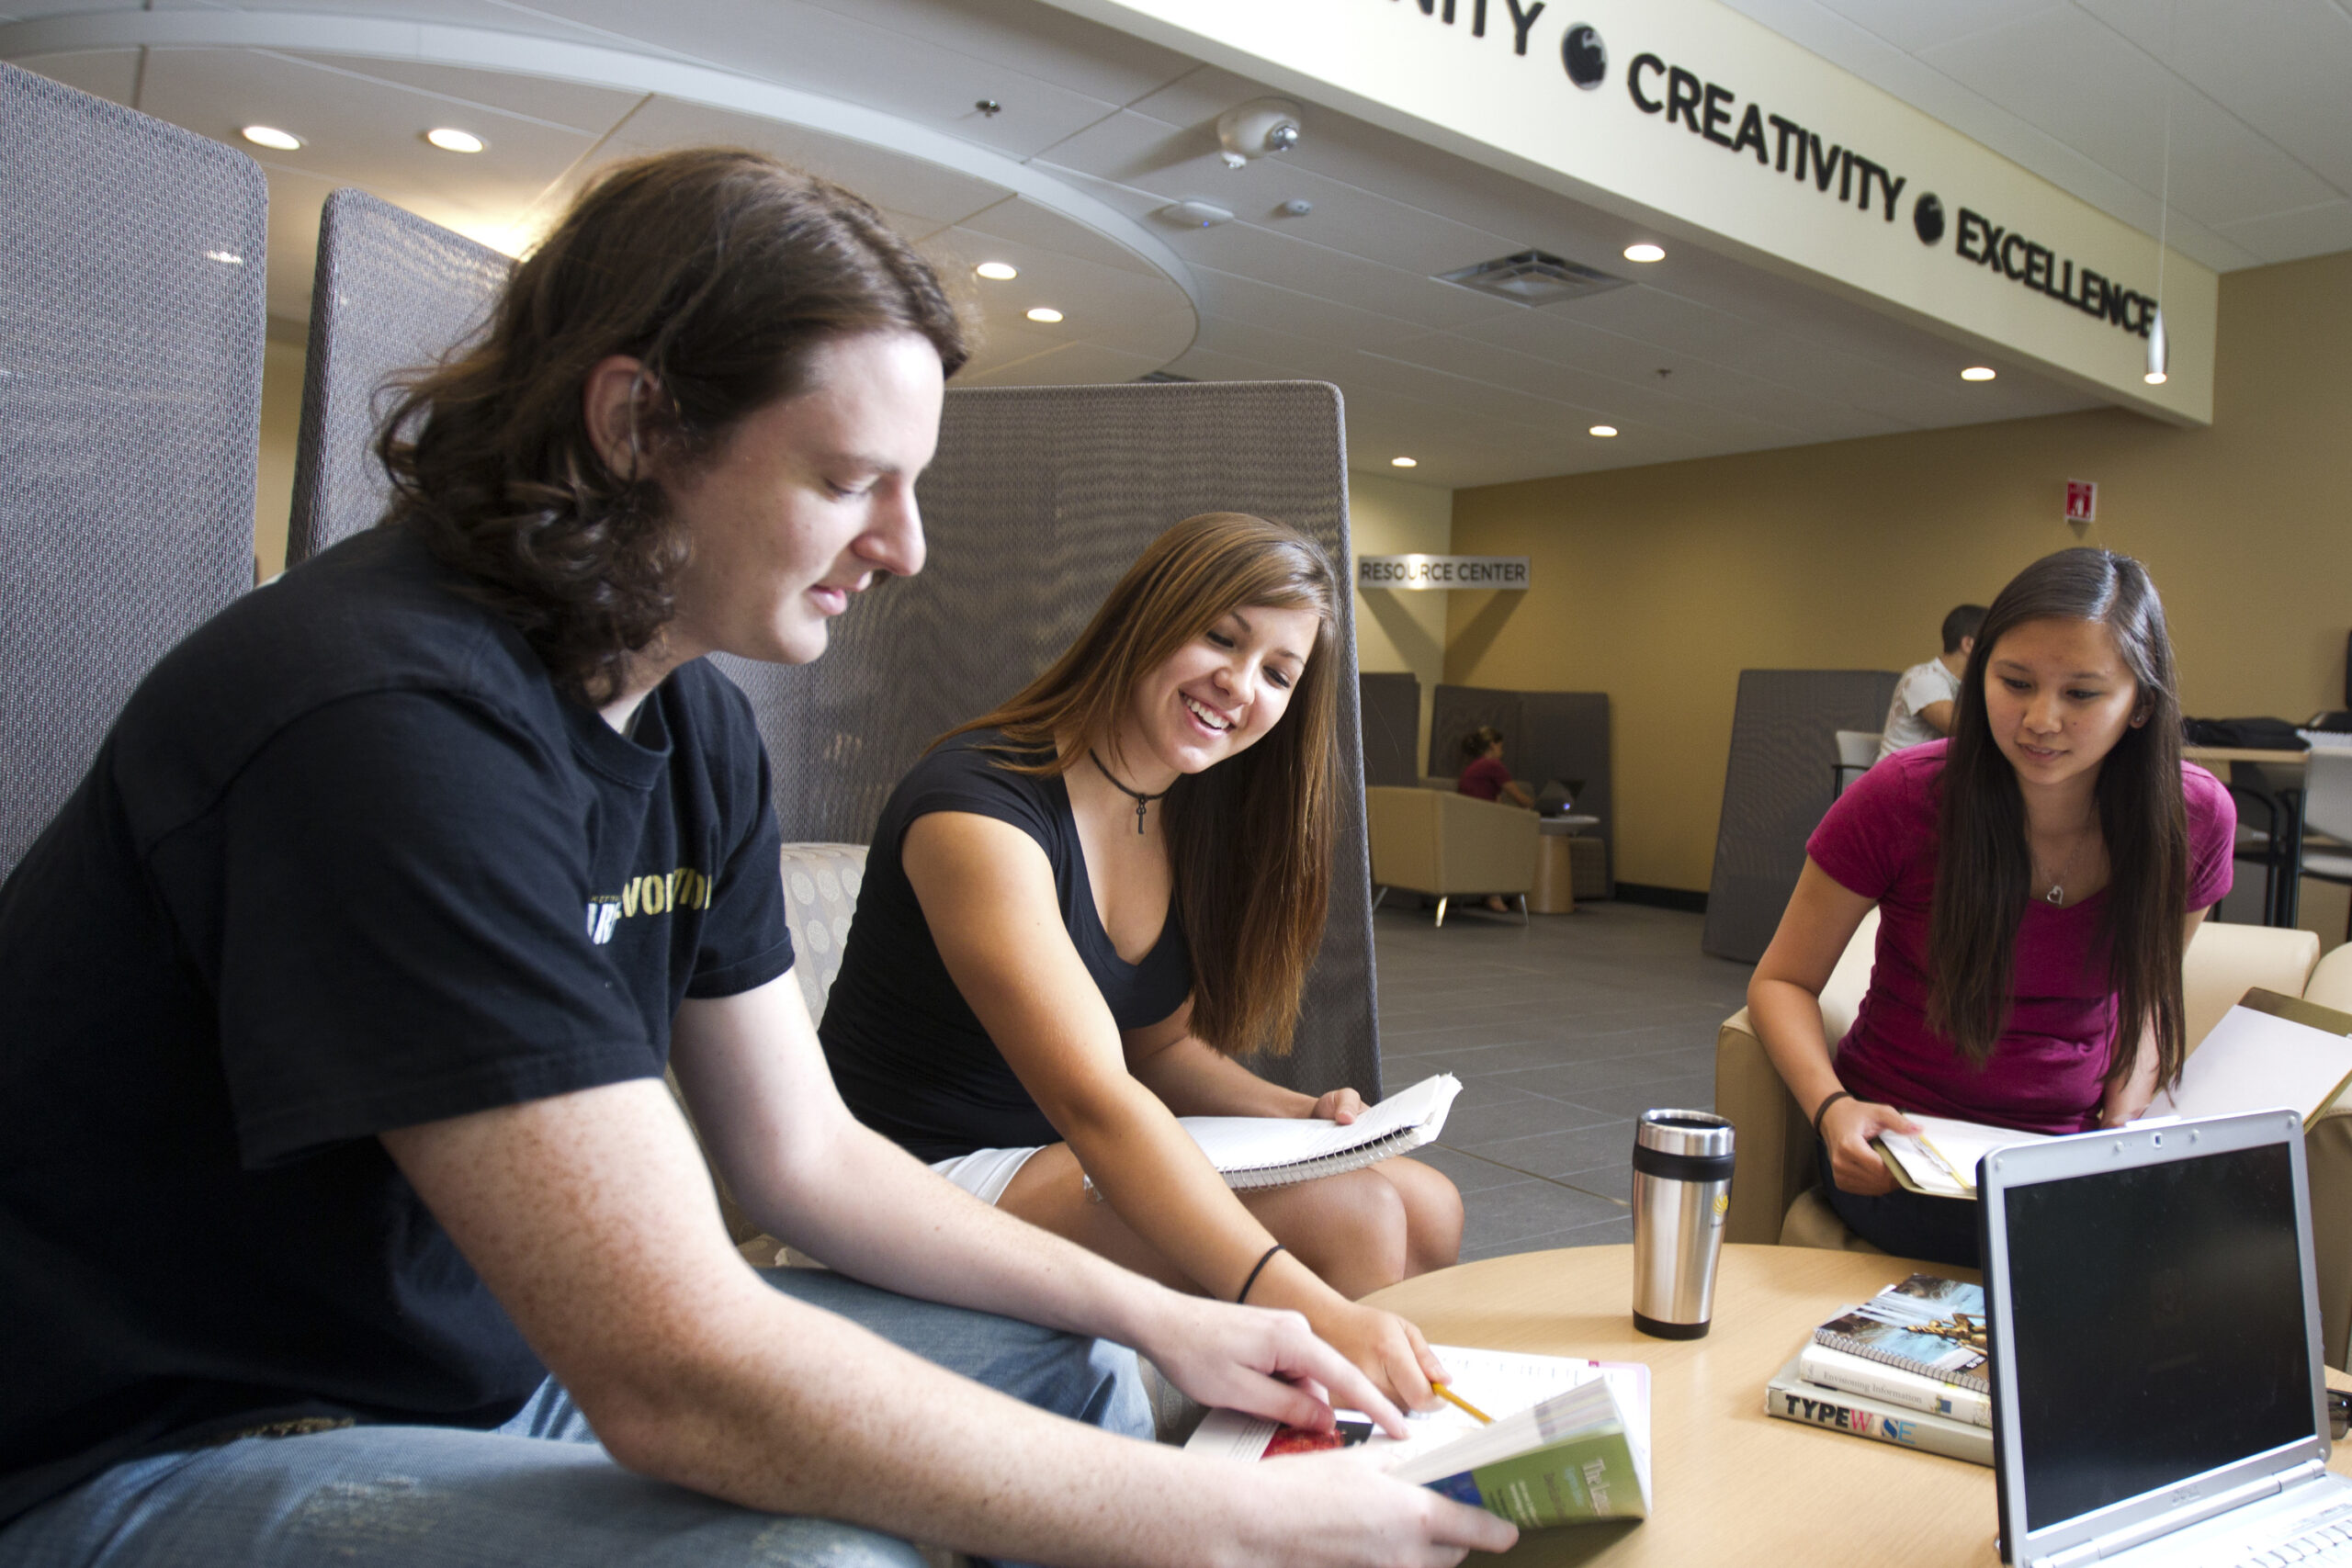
[818,512,1464,1411]
[1744,547,2235,1266]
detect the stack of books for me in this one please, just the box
[1763,1272,1994,1465]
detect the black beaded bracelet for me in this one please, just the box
[1811,1089,1855,1142]
[1237,1243,1286,1304]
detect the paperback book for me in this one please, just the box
[1764,1354,1993,1465]
[1185,1346,1650,1530]
[1811,1272,1991,1393]
[1873,990,2352,1200]
[1795,1340,1992,1427]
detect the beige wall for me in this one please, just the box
[254,324,307,581]
[1348,468,1454,768]
[1447,247,2352,898]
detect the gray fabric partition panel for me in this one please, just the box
[0,62,264,876]
[1428,684,1614,896]
[1701,669,1898,963]
[1358,671,1421,789]
[715,380,1382,1100]
[1518,691,1613,897]
[287,188,510,567]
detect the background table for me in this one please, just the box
[2186,746,2311,927]
[1364,1243,2352,1566]
[1531,817,1602,914]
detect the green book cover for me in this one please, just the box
[1421,1424,1648,1528]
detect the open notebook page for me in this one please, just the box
[1176,1072,1461,1177]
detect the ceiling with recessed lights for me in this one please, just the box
[4,0,2340,490]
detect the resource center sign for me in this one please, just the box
[1359,555,1530,591]
[1041,0,2215,424]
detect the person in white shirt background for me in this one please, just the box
[1877,604,1987,761]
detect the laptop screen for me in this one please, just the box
[2002,1140,2312,1531]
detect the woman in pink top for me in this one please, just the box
[1455,727,1533,807]
[1748,549,2233,1264]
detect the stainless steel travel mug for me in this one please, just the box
[1631,1109,1736,1339]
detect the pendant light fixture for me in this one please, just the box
[2146,0,2176,386]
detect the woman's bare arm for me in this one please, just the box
[905,810,1443,1408]
[1124,1003,1323,1119]
[2099,908,2212,1126]
[1747,858,1914,1196]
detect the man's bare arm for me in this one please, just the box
[379,1077,1511,1566]
[667,973,1408,1434]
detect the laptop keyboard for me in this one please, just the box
[2216,1499,2352,1566]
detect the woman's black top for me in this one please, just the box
[820,731,1193,1161]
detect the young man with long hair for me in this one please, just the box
[0,152,1512,1568]
[1747,548,2233,1265]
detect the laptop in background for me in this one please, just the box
[1532,778,1583,816]
[1980,1110,2348,1567]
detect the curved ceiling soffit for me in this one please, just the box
[0,7,1204,348]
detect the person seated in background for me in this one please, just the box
[1875,603,1986,760]
[1456,725,1535,808]
[1747,549,2232,1266]
[0,151,1513,1568]
[820,513,1465,1414]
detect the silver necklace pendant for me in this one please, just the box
[2045,883,2065,905]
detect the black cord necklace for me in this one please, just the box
[1089,749,1170,834]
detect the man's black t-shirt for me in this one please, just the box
[0,527,792,1524]
[820,731,1191,1161]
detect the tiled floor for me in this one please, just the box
[1373,897,1755,1263]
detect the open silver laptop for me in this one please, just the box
[1982,1109,2349,1568]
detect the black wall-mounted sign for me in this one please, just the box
[1380,0,2160,347]
[1626,52,1909,222]
[1562,24,1606,88]
[1953,207,2156,333]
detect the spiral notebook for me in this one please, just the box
[1155,1073,1463,1191]
[1811,1273,1992,1393]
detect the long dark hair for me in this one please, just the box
[942,513,1340,1060]
[377,148,967,701]
[1928,547,2190,1092]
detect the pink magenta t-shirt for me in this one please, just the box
[1807,739,2235,1134]
[1457,755,1510,802]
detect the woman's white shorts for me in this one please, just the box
[927,1145,1045,1206]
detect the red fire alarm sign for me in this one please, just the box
[2065,480,2097,524]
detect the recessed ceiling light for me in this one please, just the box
[241,125,302,152]
[1589,424,1618,437]
[1623,243,1665,263]
[1962,366,1996,381]
[425,128,485,153]
[975,262,1018,281]
[1391,457,1418,468]
[1025,307,1063,323]
[2144,371,2168,385]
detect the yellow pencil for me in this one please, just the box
[1430,1382,1494,1425]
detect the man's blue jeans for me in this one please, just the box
[1,1268,1150,1568]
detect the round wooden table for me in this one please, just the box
[1364,1244,2352,1567]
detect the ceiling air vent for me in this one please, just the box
[1434,250,1629,306]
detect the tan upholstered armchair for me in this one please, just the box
[1365,784,1539,926]
[1713,917,2352,1362]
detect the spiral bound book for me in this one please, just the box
[1810,1273,1992,1393]
[1152,1073,1463,1192]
